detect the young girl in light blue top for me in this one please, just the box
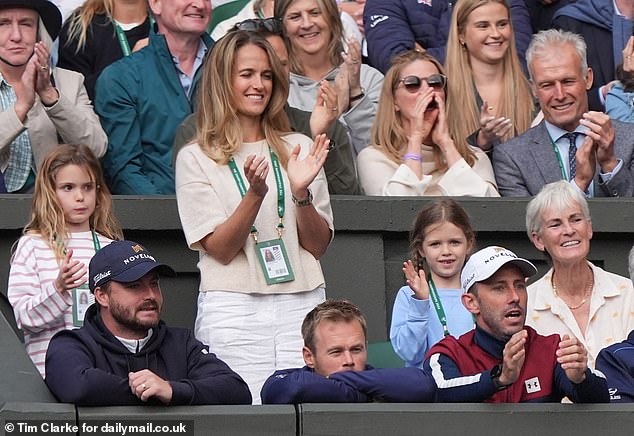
[390,199,476,367]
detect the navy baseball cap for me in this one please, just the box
[89,240,176,292]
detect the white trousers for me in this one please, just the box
[195,288,325,404]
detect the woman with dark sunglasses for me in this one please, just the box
[275,0,383,155]
[357,50,499,197]
[445,0,535,153]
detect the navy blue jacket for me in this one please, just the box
[261,365,435,404]
[596,330,634,402]
[45,304,252,406]
[363,0,532,74]
[424,326,609,403]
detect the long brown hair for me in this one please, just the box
[445,0,533,149]
[274,0,344,75]
[23,144,123,261]
[409,199,476,272]
[195,30,292,166]
[371,50,476,172]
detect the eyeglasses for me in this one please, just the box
[233,18,283,34]
[398,74,447,93]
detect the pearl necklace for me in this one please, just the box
[552,268,594,311]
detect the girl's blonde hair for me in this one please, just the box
[371,50,476,172]
[445,0,533,149]
[274,0,344,75]
[24,144,123,261]
[64,0,115,51]
[195,30,292,166]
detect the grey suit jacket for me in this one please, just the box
[492,121,634,197]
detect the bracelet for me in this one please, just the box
[403,153,422,162]
[292,189,313,207]
[350,90,365,102]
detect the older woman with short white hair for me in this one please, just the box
[526,180,634,367]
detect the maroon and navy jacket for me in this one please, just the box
[423,326,608,403]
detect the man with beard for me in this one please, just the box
[44,240,252,406]
[423,246,609,403]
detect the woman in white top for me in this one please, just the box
[358,50,499,196]
[526,180,634,367]
[175,31,333,404]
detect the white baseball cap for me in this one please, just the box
[461,246,537,293]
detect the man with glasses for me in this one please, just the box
[95,0,213,195]
[173,17,361,195]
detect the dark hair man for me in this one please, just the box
[45,240,252,406]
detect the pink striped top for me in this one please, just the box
[8,232,112,377]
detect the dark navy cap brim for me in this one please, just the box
[112,262,176,284]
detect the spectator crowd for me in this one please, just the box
[5,0,634,408]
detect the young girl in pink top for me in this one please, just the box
[8,144,122,377]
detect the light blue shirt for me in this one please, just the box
[172,39,207,100]
[390,285,474,368]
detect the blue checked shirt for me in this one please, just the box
[0,72,33,192]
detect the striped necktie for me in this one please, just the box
[563,132,578,181]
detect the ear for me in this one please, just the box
[585,67,594,90]
[94,287,109,308]
[461,292,480,316]
[148,0,160,15]
[529,78,537,97]
[394,101,400,112]
[530,231,545,252]
[588,220,593,241]
[303,346,315,368]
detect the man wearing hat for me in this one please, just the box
[423,246,609,403]
[45,240,252,406]
[0,0,106,193]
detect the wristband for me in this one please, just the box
[403,153,422,162]
[350,90,365,102]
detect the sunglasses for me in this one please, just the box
[233,18,283,34]
[398,74,447,93]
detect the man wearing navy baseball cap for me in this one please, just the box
[45,240,252,406]
[423,246,609,403]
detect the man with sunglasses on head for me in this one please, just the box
[173,17,361,195]
[95,0,213,195]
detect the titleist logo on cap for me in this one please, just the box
[93,271,111,284]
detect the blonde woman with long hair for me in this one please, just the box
[357,50,499,196]
[58,0,149,100]
[175,30,333,404]
[8,144,122,377]
[445,0,534,152]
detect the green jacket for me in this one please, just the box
[96,31,213,194]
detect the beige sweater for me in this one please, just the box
[175,133,333,294]
[357,144,499,196]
